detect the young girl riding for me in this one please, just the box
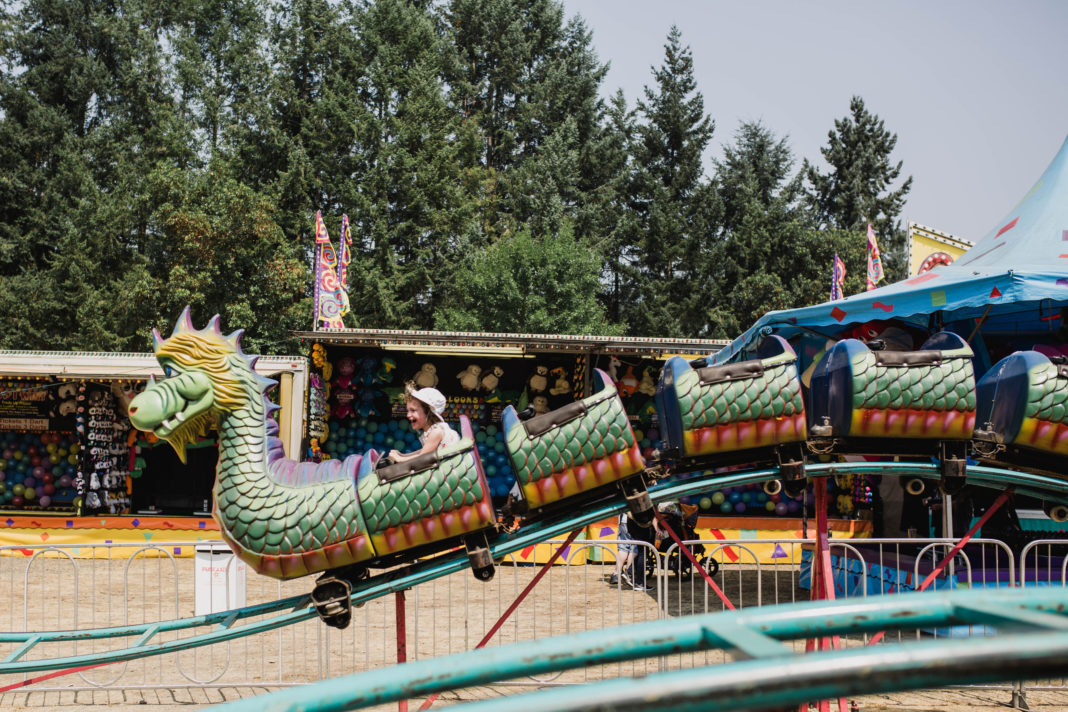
[387,383,460,463]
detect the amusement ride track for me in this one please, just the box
[1,460,1066,676]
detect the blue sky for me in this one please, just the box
[559,0,1068,242]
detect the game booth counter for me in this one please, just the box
[0,350,307,556]
[294,327,879,565]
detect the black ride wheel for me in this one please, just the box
[465,532,496,581]
[311,575,353,630]
[704,556,719,578]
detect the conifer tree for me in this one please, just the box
[442,0,607,240]
[804,96,912,279]
[169,0,270,163]
[713,122,868,335]
[345,0,472,329]
[0,0,187,350]
[624,26,718,337]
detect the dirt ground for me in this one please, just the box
[0,553,1065,711]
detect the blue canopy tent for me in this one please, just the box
[712,135,1068,378]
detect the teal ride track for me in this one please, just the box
[197,586,1068,712]
[1,460,1068,676]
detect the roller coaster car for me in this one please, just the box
[501,368,652,526]
[974,351,1068,521]
[808,331,976,494]
[312,417,496,628]
[356,415,497,575]
[655,335,808,495]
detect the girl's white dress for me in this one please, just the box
[421,421,460,449]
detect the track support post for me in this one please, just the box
[939,440,968,495]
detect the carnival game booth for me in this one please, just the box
[294,329,876,564]
[0,351,306,551]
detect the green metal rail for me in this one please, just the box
[1,461,1067,675]
[201,586,1068,712]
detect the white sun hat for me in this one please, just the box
[409,386,447,415]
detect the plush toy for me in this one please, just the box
[414,363,438,388]
[356,388,381,417]
[637,366,658,396]
[457,364,482,391]
[527,365,549,393]
[307,374,328,439]
[606,356,622,383]
[109,381,143,416]
[50,398,77,417]
[311,343,332,382]
[334,356,356,389]
[377,357,397,383]
[333,385,355,419]
[548,367,571,396]
[531,395,550,415]
[357,356,377,386]
[307,438,326,463]
[619,365,639,397]
[836,494,854,516]
[480,365,504,392]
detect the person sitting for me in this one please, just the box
[387,384,459,463]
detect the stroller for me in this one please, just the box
[645,502,716,580]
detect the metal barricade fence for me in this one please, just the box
[0,536,1064,703]
[0,540,662,693]
[1016,539,1068,699]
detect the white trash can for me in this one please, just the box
[194,543,247,616]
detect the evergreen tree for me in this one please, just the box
[141,167,308,353]
[344,0,471,330]
[442,0,607,239]
[580,91,634,326]
[434,223,622,335]
[169,0,270,163]
[804,96,912,279]
[0,0,187,350]
[239,0,365,238]
[624,26,718,337]
[712,121,808,336]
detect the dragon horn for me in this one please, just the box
[206,314,222,334]
[147,374,157,387]
[151,329,164,351]
[172,306,195,336]
[228,329,245,352]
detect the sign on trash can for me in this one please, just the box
[194,543,247,616]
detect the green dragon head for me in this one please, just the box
[129,307,269,462]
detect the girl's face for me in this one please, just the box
[405,400,429,431]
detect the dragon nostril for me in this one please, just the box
[129,406,137,414]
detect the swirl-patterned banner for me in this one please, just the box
[313,210,349,330]
[339,214,351,293]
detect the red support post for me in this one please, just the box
[396,590,407,712]
[802,477,847,712]
[418,528,583,711]
[867,487,1014,646]
[653,509,735,610]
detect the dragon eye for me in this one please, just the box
[163,366,176,378]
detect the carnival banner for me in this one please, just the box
[312,211,348,330]
[831,253,846,300]
[866,223,884,290]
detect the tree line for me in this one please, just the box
[0,0,911,354]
